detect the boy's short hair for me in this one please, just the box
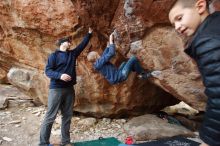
[56,36,71,46]
[171,0,211,9]
[173,0,197,8]
[87,51,98,62]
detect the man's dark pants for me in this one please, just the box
[39,87,74,146]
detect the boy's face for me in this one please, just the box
[169,3,202,37]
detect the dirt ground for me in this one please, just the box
[0,84,128,146]
[0,85,203,146]
[0,107,42,146]
[0,105,203,146]
[0,105,129,146]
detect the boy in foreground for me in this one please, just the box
[169,0,220,146]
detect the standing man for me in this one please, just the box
[39,28,93,146]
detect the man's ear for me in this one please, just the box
[195,0,208,14]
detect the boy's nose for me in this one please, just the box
[175,23,182,33]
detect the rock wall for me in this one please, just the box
[0,0,213,117]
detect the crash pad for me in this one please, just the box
[73,137,121,146]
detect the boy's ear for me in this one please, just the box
[195,0,208,14]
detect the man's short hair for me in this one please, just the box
[56,36,71,46]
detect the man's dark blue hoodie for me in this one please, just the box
[45,33,92,89]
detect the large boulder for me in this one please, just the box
[124,114,194,141]
[0,0,209,117]
[7,67,48,104]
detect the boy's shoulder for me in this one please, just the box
[185,12,220,57]
[199,12,220,35]
[207,11,220,25]
[191,11,220,43]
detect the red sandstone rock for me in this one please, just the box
[0,0,208,117]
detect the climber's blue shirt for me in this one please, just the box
[93,44,125,84]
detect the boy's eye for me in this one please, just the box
[177,16,182,21]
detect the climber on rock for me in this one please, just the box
[87,32,161,85]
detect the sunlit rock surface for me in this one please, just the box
[0,0,208,117]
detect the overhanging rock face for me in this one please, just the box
[0,0,207,117]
